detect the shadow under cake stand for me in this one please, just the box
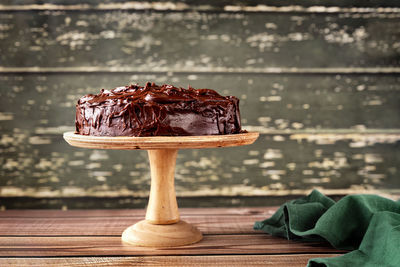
[63,131,259,247]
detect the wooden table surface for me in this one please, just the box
[0,207,344,266]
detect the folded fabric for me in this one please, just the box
[254,190,400,267]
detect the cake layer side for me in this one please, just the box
[75,82,242,137]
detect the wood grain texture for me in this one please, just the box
[121,148,202,247]
[0,10,399,69]
[0,254,342,267]
[122,220,203,247]
[1,0,400,9]
[1,132,399,200]
[0,208,346,265]
[0,207,276,217]
[1,73,399,130]
[145,149,180,224]
[0,234,344,256]
[2,73,399,202]
[0,215,268,236]
[63,132,259,150]
[0,0,399,206]
[0,208,274,236]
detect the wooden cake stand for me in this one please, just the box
[63,131,259,247]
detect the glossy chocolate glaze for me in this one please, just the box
[75,82,242,136]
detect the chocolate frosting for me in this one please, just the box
[75,82,242,136]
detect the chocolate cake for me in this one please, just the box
[75,82,242,136]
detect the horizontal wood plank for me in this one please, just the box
[1,136,400,200]
[2,67,400,74]
[1,73,399,201]
[0,195,350,209]
[0,11,399,69]
[0,254,342,267]
[0,234,344,256]
[0,208,346,264]
[0,207,276,217]
[0,215,268,236]
[1,134,399,199]
[0,195,351,209]
[0,208,346,266]
[1,0,400,10]
[1,73,399,131]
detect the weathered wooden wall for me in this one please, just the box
[1,0,400,208]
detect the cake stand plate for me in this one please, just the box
[63,131,259,247]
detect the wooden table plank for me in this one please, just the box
[0,208,276,218]
[0,234,344,256]
[0,215,267,235]
[0,207,346,266]
[0,254,341,267]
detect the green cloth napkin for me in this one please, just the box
[254,190,400,267]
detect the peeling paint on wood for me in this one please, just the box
[0,73,399,200]
[0,11,399,69]
[1,1,400,12]
[1,74,400,131]
[1,4,400,13]
[2,67,400,74]
[0,135,399,198]
[0,1,399,206]
[290,133,400,146]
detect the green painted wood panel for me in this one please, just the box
[0,74,399,131]
[0,1,399,207]
[2,1,400,9]
[1,74,399,201]
[1,131,399,199]
[0,10,399,70]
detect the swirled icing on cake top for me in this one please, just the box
[79,83,230,106]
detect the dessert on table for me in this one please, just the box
[75,82,243,137]
[65,82,258,247]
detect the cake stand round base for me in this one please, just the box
[122,220,203,247]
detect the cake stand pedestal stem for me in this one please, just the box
[146,149,179,224]
[121,148,203,247]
